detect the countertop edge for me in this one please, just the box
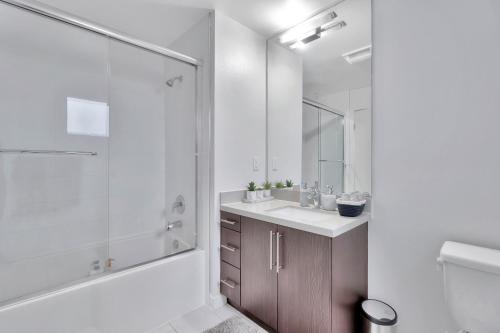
[220,202,369,238]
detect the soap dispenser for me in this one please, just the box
[321,185,337,211]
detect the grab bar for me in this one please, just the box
[0,149,97,156]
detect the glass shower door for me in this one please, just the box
[302,102,345,194]
[319,110,344,193]
[107,40,197,271]
[0,4,109,304]
[302,103,320,187]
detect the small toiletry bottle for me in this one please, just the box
[300,182,309,207]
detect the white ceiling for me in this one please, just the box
[152,0,341,37]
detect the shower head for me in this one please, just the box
[166,75,183,87]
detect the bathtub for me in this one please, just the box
[0,249,205,333]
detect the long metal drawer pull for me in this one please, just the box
[221,219,236,225]
[220,279,236,289]
[0,149,98,156]
[221,244,238,252]
[276,232,283,273]
[269,230,274,271]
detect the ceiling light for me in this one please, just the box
[322,20,345,31]
[320,21,346,37]
[300,28,321,44]
[342,45,372,64]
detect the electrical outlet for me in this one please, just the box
[253,156,259,171]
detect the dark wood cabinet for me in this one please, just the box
[331,223,368,333]
[241,217,278,330]
[220,261,241,306]
[221,227,241,268]
[277,225,332,333]
[219,211,242,308]
[220,210,367,333]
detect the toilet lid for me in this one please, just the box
[361,299,397,326]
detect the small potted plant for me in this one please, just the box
[247,181,257,201]
[275,181,285,189]
[263,181,272,197]
[256,187,264,200]
[285,179,294,190]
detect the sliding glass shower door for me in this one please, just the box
[0,2,199,304]
[0,3,110,304]
[302,102,344,193]
[319,109,344,193]
[107,40,197,271]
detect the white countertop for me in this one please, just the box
[221,199,369,238]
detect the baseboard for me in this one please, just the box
[209,293,227,308]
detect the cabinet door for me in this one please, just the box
[277,226,332,333]
[241,217,278,330]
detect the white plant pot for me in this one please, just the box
[263,189,271,197]
[246,191,257,201]
[256,190,264,200]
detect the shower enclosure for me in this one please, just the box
[302,100,344,193]
[0,0,202,305]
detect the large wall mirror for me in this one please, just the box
[267,0,371,195]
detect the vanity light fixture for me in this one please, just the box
[342,45,372,64]
[278,10,345,50]
[320,21,347,37]
[290,41,306,49]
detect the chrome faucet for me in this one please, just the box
[308,181,321,208]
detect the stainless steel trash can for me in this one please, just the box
[361,299,397,333]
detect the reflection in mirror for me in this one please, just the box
[267,0,371,195]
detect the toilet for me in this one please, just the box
[438,241,500,333]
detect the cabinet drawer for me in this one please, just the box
[221,227,241,268]
[220,211,241,232]
[220,261,241,307]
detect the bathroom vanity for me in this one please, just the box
[219,200,368,333]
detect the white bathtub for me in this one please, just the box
[0,249,205,333]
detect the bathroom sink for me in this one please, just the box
[265,206,334,222]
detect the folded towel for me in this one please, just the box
[336,199,366,206]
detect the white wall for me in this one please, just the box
[211,12,267,303]
[267,42,303,184]
[350,87,371,193]
[371,1,500,332]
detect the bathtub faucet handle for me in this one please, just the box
[166,220,183,231]
[172,195,185,214]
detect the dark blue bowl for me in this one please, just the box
[338,203,365,217]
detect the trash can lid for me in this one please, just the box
[361,299,397,326]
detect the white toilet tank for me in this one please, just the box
[438,241,500,333]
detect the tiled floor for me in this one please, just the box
[148,305,267,333]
